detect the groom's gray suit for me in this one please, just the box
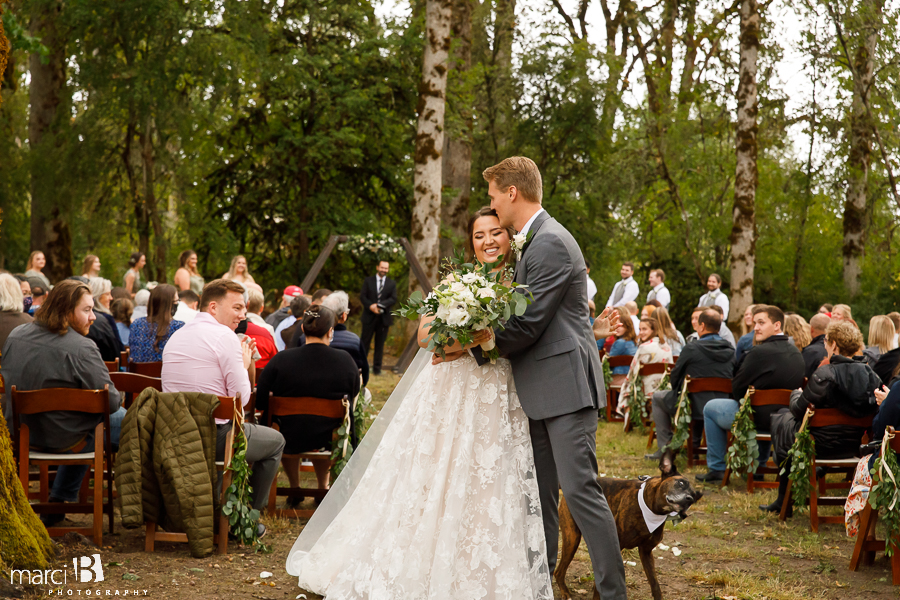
[478,209,627,598]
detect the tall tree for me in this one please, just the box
[440,0,473,260]
[730,0,760,325]
[411,0,452,295]
[830,0,885,296]
[28,0,72,281]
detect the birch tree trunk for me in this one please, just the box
[841,0,882,296]
[410,0,452,301]
[729,0,759,326]
[28,0,73,282]
[440,0,472,261]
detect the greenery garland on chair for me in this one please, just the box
[870,427,900,556]
[781,407,815,510]
[725,387,759,477]
[330,386,376,479]
[656,368,671,392]
[665,376,693,453]
[623,363,648,432]
[222,400,268,552]
[601,354,613,388]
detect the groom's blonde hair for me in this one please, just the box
[482,157,542,204]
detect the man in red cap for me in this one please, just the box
[265,285,303,330]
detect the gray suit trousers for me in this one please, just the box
[531,407,628,599]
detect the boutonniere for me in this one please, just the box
[510,231,534,261]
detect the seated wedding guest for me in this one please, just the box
[864,315,896,368]
[173,249,204,295]
[888,312,900,347]
[130,284,185,363]
[831,303,859,329]
[624,301,641,332]
[110,297,134,346]
[1,279,124,525]
[784,314,812,352]
[320,291,369,386]
[16,276,31,304]
[276,295,314,352]
[708,305,736,348]
[132,289,150,321]
[27,280,48,316]
[762,321,880,515]
[646,268,670,309]
[90,277,124,347]
[652,307,685,357]
[162,279,285,525]
[803,313,831,379]
[646,308,735,460]
[110,286,130,302]
[640,299,661,320]
[24,251,51,290]
[173,289,200,323]
[246,288,276,337]
[685,306,705,344]
[265,285,303,329]
[255,305,359,497]
[699,305,805,482]
[608,306,638,374]
[222,255,256,286]
[734,304,757,362]
[819,303,833,316]
[81,254,101,279]
[616,317,673,416]
[123,252,145,297]
[0,274,33,362]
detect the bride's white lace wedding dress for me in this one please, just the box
[286,352,552,600]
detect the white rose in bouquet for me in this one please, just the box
[477,287,496,300]
[446,305,471,327]
[461,272,480,284]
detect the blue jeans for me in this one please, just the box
[51,407,126,502]
[702,399,772,473]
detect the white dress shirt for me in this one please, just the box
[646,284,670,309]
[519,208,546,238]
[699,289,730,319]
[173,301,199,324]
[586,278,598,301]
[605,276,639,308]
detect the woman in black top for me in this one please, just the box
[256,305,360,490]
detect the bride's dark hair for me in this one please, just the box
[466,207,515,264]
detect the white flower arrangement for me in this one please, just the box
[338,233,404,260]
[509,231,532,261]
[396,253,532,362]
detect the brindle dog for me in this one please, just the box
[554,450,701,600]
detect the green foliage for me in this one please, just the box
[726,389,760,477]
[0,8,47,59]
[666,378,693,454]
[781,411,815,510]
[601,355,613,389]
[222,421,269,553]
[330,389,375,479]
[622,364,648,432]
[870,436,900,557]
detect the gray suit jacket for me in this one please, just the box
[492,211,605,420]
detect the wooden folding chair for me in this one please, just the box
[266,394,351,518]
[721,388,792,491]
[684,377,732,468]
[129,360,163,377]
[120,349,130,369]
[104,358,120,373]
[781,408,874,531]
[605,355,632,423]
[108,372,162,410]
[623,362,669,434]
[12,385,113,547]
[849,426,900,584]
[144,394,237,555]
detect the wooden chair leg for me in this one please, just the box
[779,479,792,521]
[93,444,103,548]
[721,468,731,487]
[39,465,50,501]
[850,503,876,571]
[218,470,232,555]
[892,537,900,585]
[809,458,819,533]
[623,413,633,434]
[145,521,157,552]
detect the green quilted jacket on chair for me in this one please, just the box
[115,389,221,557]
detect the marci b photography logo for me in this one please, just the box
[73,554,105,583]
[9,553,149,596]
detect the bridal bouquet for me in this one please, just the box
[395,254,531,361]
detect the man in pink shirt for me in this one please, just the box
[163,279,284,536]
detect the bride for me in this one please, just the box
[286,206,553,600]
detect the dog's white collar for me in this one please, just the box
[638,481,678,533]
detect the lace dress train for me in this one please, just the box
[287,355,552,600]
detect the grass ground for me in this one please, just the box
[11,371,900,600]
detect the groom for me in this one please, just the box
[476,157,627,598]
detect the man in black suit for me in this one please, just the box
[360,261,397,375]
